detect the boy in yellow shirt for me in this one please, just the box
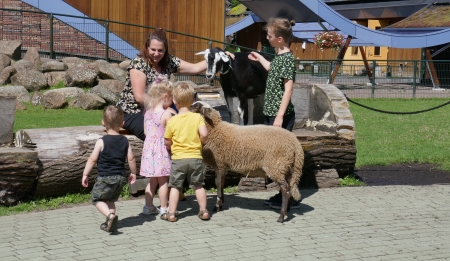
[163,82,209,222]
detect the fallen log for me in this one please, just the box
[15,126,143,197]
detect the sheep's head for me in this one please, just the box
[190,101,221,129]
[196,48,230,79]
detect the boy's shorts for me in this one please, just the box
[169,158,204,190]
[91,175,128,205]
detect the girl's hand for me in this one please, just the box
[225,51,235,60]
[273,115,283,127]
[248,52,260,61]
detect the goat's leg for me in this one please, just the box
[225,95,238,124]
[237,97,248,125]
[247,98,254,125]
[277,179,291,223]
[214,169,227,212]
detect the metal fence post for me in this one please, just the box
[413,60,417,98]
[105,21,109,62]
[371,60,376,98]
[49,13,54,59]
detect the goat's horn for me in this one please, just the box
[195,50,207,55]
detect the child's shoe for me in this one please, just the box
[142,205,159,215]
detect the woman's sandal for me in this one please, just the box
[100,213,118,232]
[160,212,177,222]
[198,210,210,221]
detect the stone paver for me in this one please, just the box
[2,185,450,260]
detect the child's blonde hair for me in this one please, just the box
[103,105,124,130]
[264,18,296,44]
[173,81,195,108]
[146,75,173,110]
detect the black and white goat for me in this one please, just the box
[196,47,273,125]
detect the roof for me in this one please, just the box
[388,4,450,28]
[239,0,450,48]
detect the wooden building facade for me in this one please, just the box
[64,0,225,63]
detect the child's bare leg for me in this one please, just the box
[158,177,169,209]
[194,186,209,218]
[145,178,158,207]
[95,201,116,216]
[168,187,180,218]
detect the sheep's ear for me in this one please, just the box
[219,52,229,62]
[201,107,213,121]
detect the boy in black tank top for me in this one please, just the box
[82,105,137,233]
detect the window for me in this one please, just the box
[351,46,358,55]
[374,26,381,56]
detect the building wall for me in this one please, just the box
[0,0,126,61]
[64,0,225,63]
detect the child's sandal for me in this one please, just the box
[100,213,118,232]
[161,212,177,222]
[198,210,210,221]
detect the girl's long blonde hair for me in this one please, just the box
[145,74,173,110]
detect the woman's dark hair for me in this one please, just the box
[231,39,237,44]
[139,28,169,70]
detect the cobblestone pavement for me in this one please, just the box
[2,185,450,261]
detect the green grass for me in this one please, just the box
[340,175,366,187]
[14,103,103,132]
[350,98,450,171]
[0,193,91,217]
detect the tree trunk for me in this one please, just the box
[15,126,143,197]
[0,147,40,205]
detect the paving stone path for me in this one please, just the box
[2,185,450,260]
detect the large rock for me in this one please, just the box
[0,40,22,60]
[12,59,37,73]
[41,60,67,72]
[31,91,43,106]
[119,60,131,71]
[0,147,40,206]
[88,85,118,104]
[42,91,67,109]
[44,71,67,86]
[0,66,16,85]
[0,96,16,144]
[0,54,11,72]
[61,57,89,69]
[0,86,30,103]
[98,79,125,95]
[64,65,98,87]
[69,93,106,110]
[43,87,84,99]
[22,47,42,70]
[10,70,48,91]
[95,59,127,81]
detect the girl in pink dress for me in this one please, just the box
[140,75,176,215]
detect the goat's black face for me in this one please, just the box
[196,48,229,79]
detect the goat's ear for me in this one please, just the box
[195,49,207,55]
[219,52,229,62]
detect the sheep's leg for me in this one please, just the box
[277,179,291,223]
[214,169,227,212]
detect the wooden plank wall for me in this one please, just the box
[63,0,224,62]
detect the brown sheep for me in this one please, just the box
[190,101,304,223]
